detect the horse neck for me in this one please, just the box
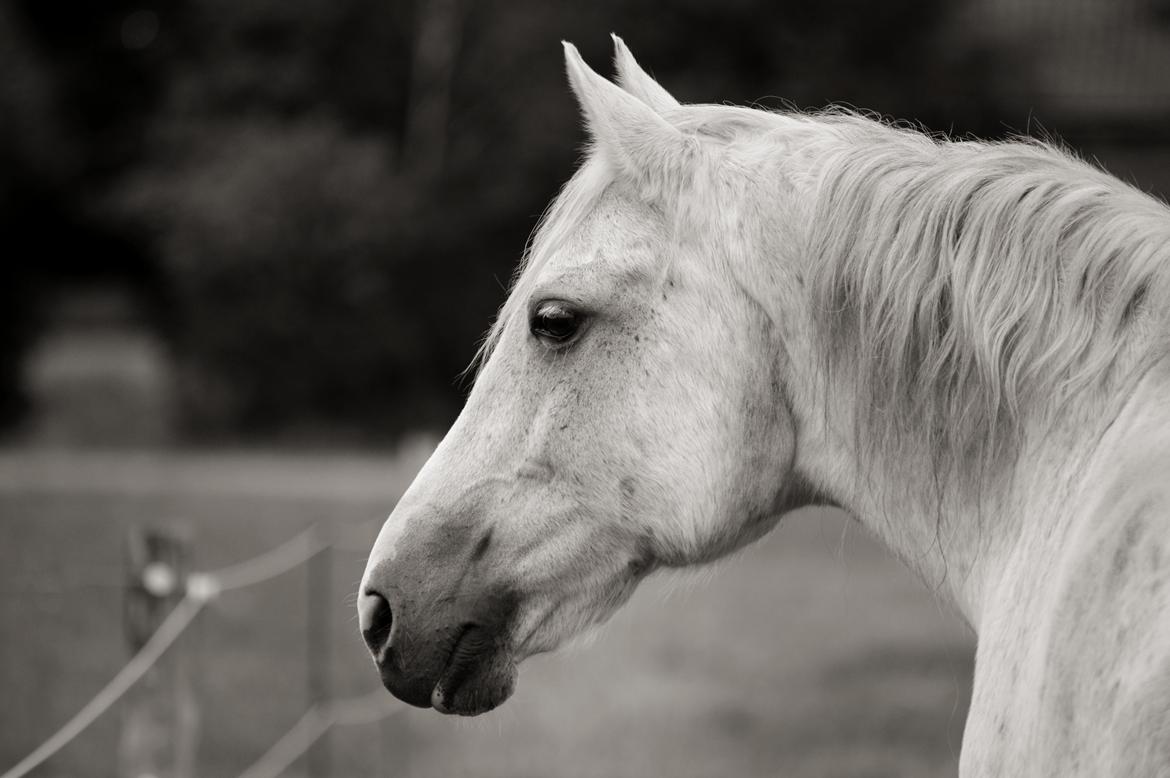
[762,245,1140,629]
[783,343,1143,628]
[753,126,1170,628]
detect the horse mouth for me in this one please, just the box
[430,624,517,716]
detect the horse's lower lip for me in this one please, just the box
[432,625,487,710]
[431,624,513,715]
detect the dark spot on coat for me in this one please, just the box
[1112,541,1132,580]
[471,528,493,562]
[1111,509,1147,581]
[627,535,656,576]
[627,555,652,577]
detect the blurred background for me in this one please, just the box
[0,0,1166,776]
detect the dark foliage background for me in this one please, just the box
[0,0,1166,443]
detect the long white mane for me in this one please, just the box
[481,102,1170,494]
[802,115,1170,491]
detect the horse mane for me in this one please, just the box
[477,100,1170,495]
[799,113,1170,491]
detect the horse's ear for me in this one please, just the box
[611,34,680,113]
[563,41,695,194]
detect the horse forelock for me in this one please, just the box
[802,115,1170,494]
[472,157,615,373]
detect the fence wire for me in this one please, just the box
[238,691,404,778]
[2,520,395,778]
[0,594,208,778]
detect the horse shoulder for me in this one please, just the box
[1110,653,1170,777]
[1097,449,1170,777]
[1037,426,1170,775]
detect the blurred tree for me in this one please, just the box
[0,1,179,434]
[5,0,1016,441]
[403,0,463,180]
[0,3,60,428]
[118,119,437,438]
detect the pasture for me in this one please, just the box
[1,448,972,777]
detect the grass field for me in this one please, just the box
[0,447,973,777]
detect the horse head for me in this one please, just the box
[358,37,809,715]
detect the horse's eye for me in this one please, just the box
[530,301,583,346]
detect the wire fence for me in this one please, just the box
[1,521,401,778]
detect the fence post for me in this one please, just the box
[119,524,199,778]
[306,541,332,777]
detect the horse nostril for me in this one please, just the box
[359,590,394,657]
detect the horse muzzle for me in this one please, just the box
[359,558,519,715]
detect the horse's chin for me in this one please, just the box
[429,625,518,716]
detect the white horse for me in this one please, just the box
[360,37,1170,776]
